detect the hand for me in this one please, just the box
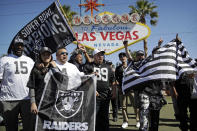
[188,73,195,78]
[176,33,181,42]
[94,72,99,76]
[115,81,119,86]
[96,91,99,97]
[50,61,57,68]
[36,63,44,69]
[31,103,38,114]
[77,42,83,49]
[158,38,163,47]
[79,46,87,53]
[123,40,128,47]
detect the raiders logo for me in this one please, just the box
[55,90,84,118]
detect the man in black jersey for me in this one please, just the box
[85,49,115,131]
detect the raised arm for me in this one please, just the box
[77,42,92,63]
[152,38,163,55]
[123,40,133,61]
[80,46,92,63]
[158,38,163,47]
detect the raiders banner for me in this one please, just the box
[35,71,96,131]
[8,2,76,61]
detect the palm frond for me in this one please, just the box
[62,5,77,23]
[150,5,158,10]
[150,19,158,26]
[150,11,158,18]
[137,0,144,9]
[129,5,138,14]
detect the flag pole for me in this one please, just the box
[56,0,79,45]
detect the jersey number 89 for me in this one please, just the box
[94,67,108,82]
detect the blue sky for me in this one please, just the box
[0,0,197,65]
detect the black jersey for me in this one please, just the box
[85,62,115,99]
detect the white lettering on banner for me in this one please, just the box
[22,14,67,38]
[40,24,51,37]
[22,13,68,44]
[38,8,54,23]
[43,120,88,130]
[45,17,60,35]
[53,14,67,33]
[21,20,40,38]
[21,8,54,37]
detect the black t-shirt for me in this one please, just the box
[115,64,125,87]
[27,65,63,104]
[27,66,47,104]
[115,61,133,87]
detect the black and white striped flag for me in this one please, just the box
[122,41,197,93]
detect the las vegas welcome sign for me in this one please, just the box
[72,12,151,55]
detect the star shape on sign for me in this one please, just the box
[79,0,104,17]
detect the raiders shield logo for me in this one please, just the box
[55,90,84,118]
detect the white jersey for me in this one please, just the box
[0,54,34,101]
[56,60,84,90]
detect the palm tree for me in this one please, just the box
[129,0,158,57]
[62,5,77,23]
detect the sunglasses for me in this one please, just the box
[60,52,68,55]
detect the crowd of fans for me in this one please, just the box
[0,37,197,131]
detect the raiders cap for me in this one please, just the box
[40,47,52,54]
[14,38,24,46]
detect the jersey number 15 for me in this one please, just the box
[14,61,28,74]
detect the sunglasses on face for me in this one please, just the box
[60,52,68,55]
